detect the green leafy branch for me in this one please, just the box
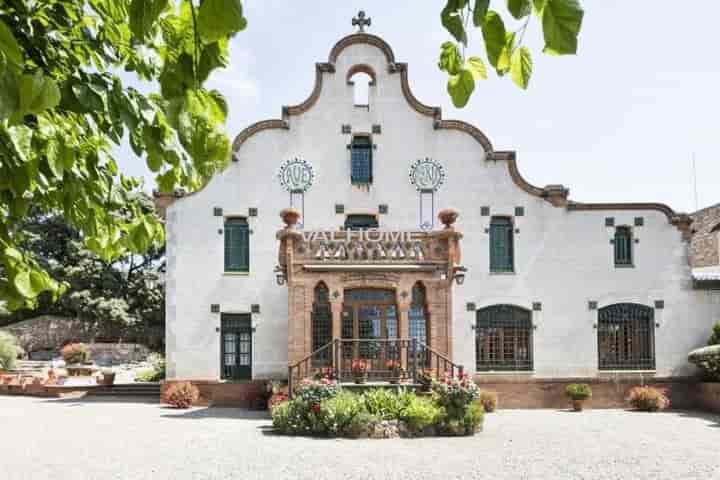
[0,0,246,310]
[439,0,584,107]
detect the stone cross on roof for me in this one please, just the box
[352,10,371,32]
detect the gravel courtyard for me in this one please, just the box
[1,396,718,480]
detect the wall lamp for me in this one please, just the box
[453,266,467,285]
[274,265,287,286]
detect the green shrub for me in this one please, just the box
[626,386,670,412]
[0,331,20,370]
[271,399,310,434]
[136,354,166,382]
[400,395,441,432]
[320,391,365,435]
[294,377,340,405]
[462,402,484,433]
[344,412,379,438]
[362,388,412,420]
[688,344,720,382]
[565,383,592,400]
[708,322,720,346]
[479,391,498,412]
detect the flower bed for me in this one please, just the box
[688,345,720,382]
[272,373,484,438]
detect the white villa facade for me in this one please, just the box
[157,26,720,404]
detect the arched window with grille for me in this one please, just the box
[614,226,633,267]
[409,283,429,345]
[597,303,655,370]
[350,136,373,184]
[475,305,533,371]
[311,283,332,366]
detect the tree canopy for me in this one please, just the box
[0,0,246,311]
[438,0,584,107]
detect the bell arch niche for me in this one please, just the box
[347,64,376,107]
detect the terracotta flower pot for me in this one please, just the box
[100,372,116,386]
[280,208,301,228]
[572,399,585,412]
[353,374,367,385]
[438,208,459,229]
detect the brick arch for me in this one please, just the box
[346,64,377,86]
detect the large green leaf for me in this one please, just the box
[438,42,463,75]
[71,83,105,112]
[45,137,64,179]
[0,55,19,121]
[18,72,61,115]
[0,19,23,71]
[7,125,33,163]
[198,40,229,83]
[510,46,533,89]
[129,0,169,41]
[473,0,490,26]
[466,56,487,80]
[508,0,532,19]
[542,0,584,55]
[197,0,247,44]
[447,69,475,108]
[481,11,506,69]
[441,0,467,45]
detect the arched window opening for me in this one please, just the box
[311,283,332,366]
[475,305,533,371]
[349,71,372,106]
[598,303,655,370]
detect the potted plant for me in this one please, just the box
[386,359,403,384]
[565,383,592,411]
[351,359,369,384]
[417,369,435,392]
[100,369,116,386]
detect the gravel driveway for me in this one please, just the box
[1,396,718,480]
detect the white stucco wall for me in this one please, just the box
[164,36,720,381]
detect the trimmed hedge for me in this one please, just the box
[688,344,720,382]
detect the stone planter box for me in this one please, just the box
[696,382,720,413]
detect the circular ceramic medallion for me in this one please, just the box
[409,157,445,192]
[278,158,315,192]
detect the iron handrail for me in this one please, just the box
[288,338,464,398]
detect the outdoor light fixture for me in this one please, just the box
[453,266,467,285]
[274,265,286,286]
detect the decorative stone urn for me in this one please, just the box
[438,208,459,229]
[280,207,301,229]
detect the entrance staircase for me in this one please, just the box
[288,338,464,397]
[92,383,161,397]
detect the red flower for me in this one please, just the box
[311,403,321,414]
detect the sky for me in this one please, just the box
[117,0,720,213]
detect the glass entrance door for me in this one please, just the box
[341,289,398,379]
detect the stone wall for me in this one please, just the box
[0,315,97,353]
[161,380,267,408]
[691,204,720,268]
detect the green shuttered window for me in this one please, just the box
[614,226,633,267]
[350,136,372,184]
[489,217,514,273]
[224,218,249,272]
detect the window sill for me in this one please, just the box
[223,272,250,276]
[489,271,515,275]
[476,370,534,375]
[599,370,656,374]
[614,264,635,269]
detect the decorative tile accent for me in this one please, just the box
[378,204,388,214]
[481,206,490,216]
[484,228,489,234]
[210,304,220,313]
[213,207,223,216]
[218,229,223,235]
[341,124,351,134]
[248,207,258,217]
[514,206,525,217]
[515,228,520,234]
[335,204,345,214]
[333,290,340,299]
[372,124,381,134]
[634,217,644,226]
[634,238,640,244]
[609,239,615,244]
[532,302,542,311]
[466,302,477,312]
[605,217,615,227]
[654,300,665,309]
[251,304,261,314]
[400,291,409,299]
[588,301,598,310]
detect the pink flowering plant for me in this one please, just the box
[294,377,340,406]
[433,372,480,414]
